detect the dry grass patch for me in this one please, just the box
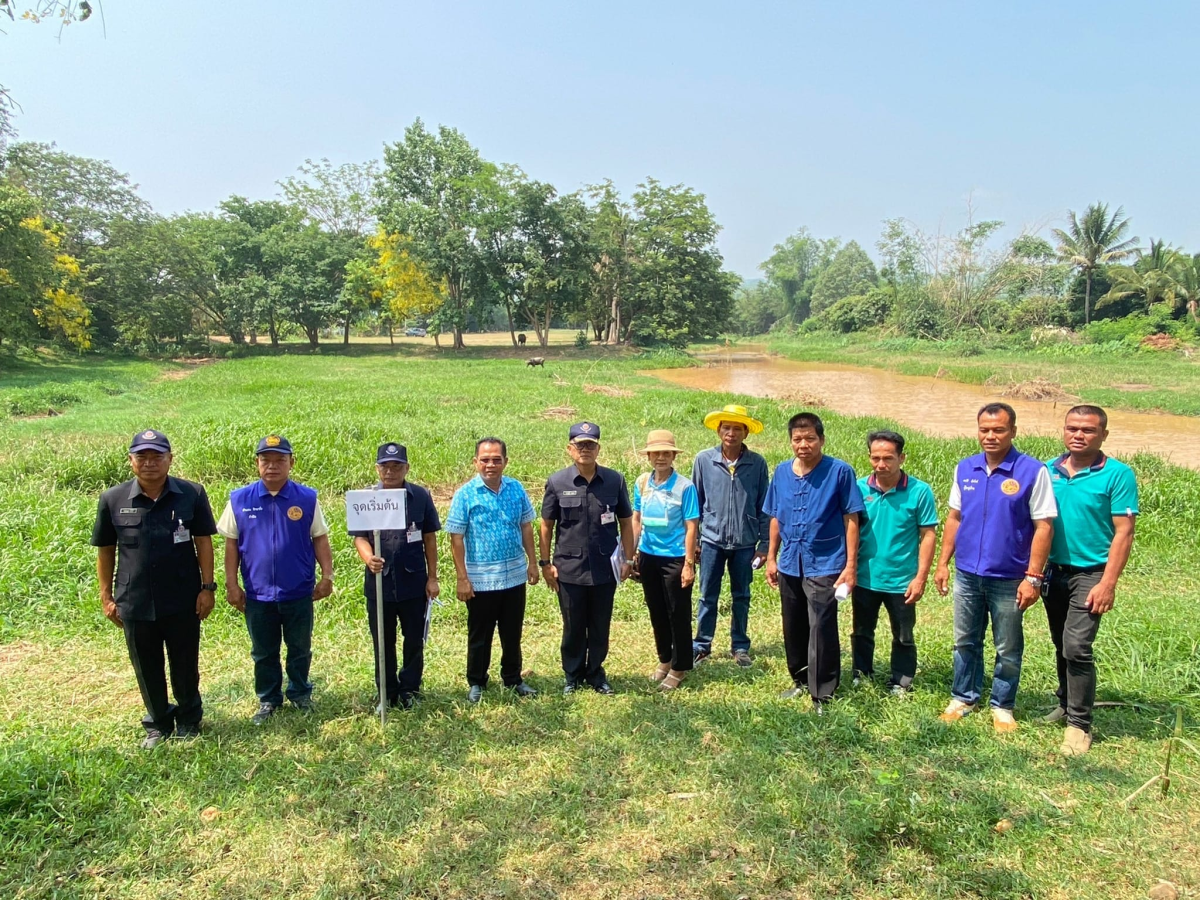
[583,384,635,399]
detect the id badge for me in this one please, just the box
[173,524,191,544]
[407,528,423,544]
[600,511,616,525]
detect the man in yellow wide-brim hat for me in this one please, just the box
[690,404,771,669]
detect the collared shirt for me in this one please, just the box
[445,475,535,592]
[634,470,700,558]
[856,472,939,593]
[691,445,771,552]
[948,446,1057,579]
[349,481,441,603]
[763,455,864,578]
[91,476,217,622]
[542,464,633,585]
[217,489,329,539]
[1046,452,1138,568]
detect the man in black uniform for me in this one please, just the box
[350,442,441,710]
[539,422,635,694]
[92,429,218,748]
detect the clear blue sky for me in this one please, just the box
[5,1,1198,277]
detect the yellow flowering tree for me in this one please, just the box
[0,182,89,349]
[345,229,445,339]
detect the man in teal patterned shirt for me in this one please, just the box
[446,437,540,703]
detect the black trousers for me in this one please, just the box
[558,580,617,686]
[1044,567,1105,731]
[122,610,202,734]
[850,586,917,689]
[779,571,840,702]
[366,596,427,702]
[640,553,694,671]
[466,584,527,688]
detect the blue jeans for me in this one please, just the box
[245,597,314,706]
[693,542,755,655]
[950,570,1025,710]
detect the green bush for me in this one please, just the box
[801,288,892,334]
[1009,294,1072,331]
[574,330,590,349]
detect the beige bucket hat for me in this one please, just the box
[641,429,681,453]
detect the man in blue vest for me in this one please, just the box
[935,403,1057,733]
[1043,405,1138,756]
[218,435,334,725]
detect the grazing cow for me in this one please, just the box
[526,357,545,368]
[517,333,527,347]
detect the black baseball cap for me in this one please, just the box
[377,442,408,464]
[569,422,600,443]
[256,435,294,455]
[129,429,171,453]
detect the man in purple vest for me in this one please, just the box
[218,435,334,725]
[935,403,1057,733]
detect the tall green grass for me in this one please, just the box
[0,353,1196,899]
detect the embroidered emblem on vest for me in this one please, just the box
[287,505,304,521]
[1000,478,1020,495]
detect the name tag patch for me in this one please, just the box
[119,508,141,515]
[600,511,616,525]
[407,528,423,543]
[561,490,578,496]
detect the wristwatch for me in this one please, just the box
[538,559,550,567]
[1024,574,1044,588]
[200,582,218,592]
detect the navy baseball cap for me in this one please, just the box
[256,435,294,455]
[129,429,171,453]
[377,442,408,464]
[569,422,600,443]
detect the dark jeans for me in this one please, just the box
[779,571,840,702]
[123,611,202,734]
[640,553,694,672]
[1044,567,1105,732]
[851,586,917,689]
[466,584,527,688]
[558,580,617,686]
[694,542,755,655]
[244,597,313,706]
[367,596,427,702]
[950,571,1024,710]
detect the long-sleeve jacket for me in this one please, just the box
[691,445,770,553]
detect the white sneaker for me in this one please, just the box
[992,708,1018,733]
[939,699,976,723]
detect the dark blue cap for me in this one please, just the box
[256,435,293,455]
[129,429,171,453]
[569,422,600,443]
[376,442,408,464]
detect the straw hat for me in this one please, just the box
[641,429,680,453]
[702,404,763,434]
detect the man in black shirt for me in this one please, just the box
[540,422,635,694]
[350,442,441,710]
[91,430,218,748]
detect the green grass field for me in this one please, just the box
[1,350,1197,899]
[760,332,1200,417]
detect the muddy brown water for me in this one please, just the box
[645,355,1200,471]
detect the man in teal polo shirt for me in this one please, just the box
[1044,405,1138,756]
[852,430,938,693]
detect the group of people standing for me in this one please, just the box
[93,399,1136,759]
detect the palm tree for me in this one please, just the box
[1177,253,1200,321]
[1100,239,1185,313]
[1052,203,1139,324]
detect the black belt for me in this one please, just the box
[1050,563,1105,576]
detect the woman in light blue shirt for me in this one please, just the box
[632,430,700,690]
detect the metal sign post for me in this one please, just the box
[344,489,407,730]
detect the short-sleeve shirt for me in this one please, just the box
[1046,453,1139,568]
[856,472,939,593]
[634,470,700,558]
[216,494,330,539]
[349,481,441,603]
[445,475,535,592]
[763,455,864,578]
[91,476,218,622]
[542,464,633,586]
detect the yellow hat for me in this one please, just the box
[703,404,763,434]
[641,429,680,453]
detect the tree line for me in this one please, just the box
[737,203,1200,344]
[0,120,737,354]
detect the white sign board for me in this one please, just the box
[344,489,407,532]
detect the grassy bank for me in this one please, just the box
[758,332,1200,417]
[1,352,1197,899]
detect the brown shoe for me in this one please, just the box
[939,699,976,723]
[1061,725,1092,756]
[992,708,1018,733]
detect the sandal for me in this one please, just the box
[660,670,687,691]
[650,663,671,683]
